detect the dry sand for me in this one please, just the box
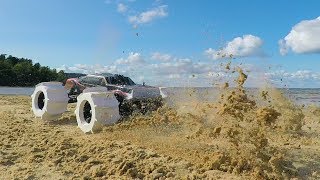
[1,91,320,179]
[0,95,244,180]
[1,69,320,179]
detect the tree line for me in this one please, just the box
[0,54,67,86]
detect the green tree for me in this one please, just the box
[12,61,34,86]
[56,70,67,82]
[0,54,68,86]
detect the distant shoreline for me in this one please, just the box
[0,87,320,106]
[0,87,35,96]
[0,86,34,88]
[1,86,320,89]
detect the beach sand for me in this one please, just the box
[0,87,320,179]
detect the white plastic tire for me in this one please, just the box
[75,91,120,133]
[31,82,68,120]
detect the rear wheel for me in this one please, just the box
[31,82,68,120]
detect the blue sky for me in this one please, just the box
[1,0,320,87]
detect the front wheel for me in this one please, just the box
[75,92,120,133]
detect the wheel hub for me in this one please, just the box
[37,92,45,110]
[83,101,92,123]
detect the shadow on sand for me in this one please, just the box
[49,115,77,125]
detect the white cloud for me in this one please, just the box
[278,39,288,56]
[57,64,120,75]
[117,3,128,13]
[265,70,320,80]
[105,0,135,5]
[263,69,320,88]
[279,17,320,55]
[115,52,145,65]
[167,74,181,79]
[150,58,213,76]
[58,56,320,87]
[61,52,304,87]
[128,5,168,25]
[150,52,172,62]
[57,53,224,86]
[205,35,265,60]
[57,53,144,76]
[104,0,112,4]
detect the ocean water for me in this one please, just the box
[284,88,320,106]
[0,87,34,96]
[0,87,319,106]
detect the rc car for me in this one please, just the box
[31,73,167,133]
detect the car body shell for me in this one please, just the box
[65,74,164,103]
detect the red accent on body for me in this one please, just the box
[65,78,86,91]
[113,90,128,97]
